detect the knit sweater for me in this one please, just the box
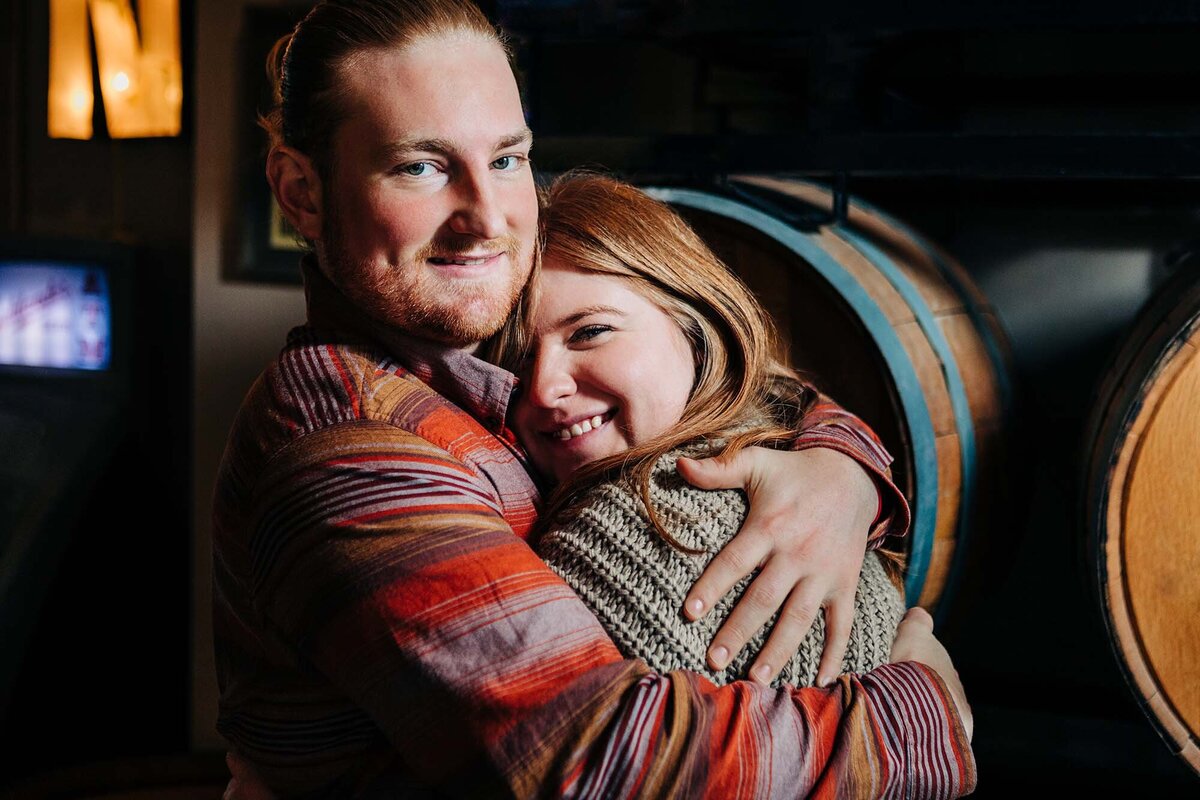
[537,447,906,688]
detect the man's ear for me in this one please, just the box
[266,145,324,241]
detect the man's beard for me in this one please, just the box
[319,209,528,347]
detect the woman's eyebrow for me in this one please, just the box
[551,305,625,329]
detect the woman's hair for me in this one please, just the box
[490,172,823,552]
[259,0,509,181]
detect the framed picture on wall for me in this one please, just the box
[230,4,308,284]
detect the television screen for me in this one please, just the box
[0,261,112,371]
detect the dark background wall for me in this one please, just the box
[0,0,195,785]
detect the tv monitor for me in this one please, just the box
[0,261,112,371]
[0,238,131,390]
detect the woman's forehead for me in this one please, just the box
[531,261,651,327]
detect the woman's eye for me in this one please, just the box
[571,324,612,343]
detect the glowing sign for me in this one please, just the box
[48,0,182,139]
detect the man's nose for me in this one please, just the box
[526,350,576,408]
[449,166,506,240]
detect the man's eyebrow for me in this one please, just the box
[498,127,534,150]
[379,137,454,161]
[380,128,533,161]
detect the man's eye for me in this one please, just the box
[397,162,435,177]
[492,154,524,171]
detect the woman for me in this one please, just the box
[491,173,907,687]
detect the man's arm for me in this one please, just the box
[678,392,911,686]
[245,422,972,798]
[791,392,910,545]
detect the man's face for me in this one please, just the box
[317,33,538,349]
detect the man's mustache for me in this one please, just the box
[415,234,522,262]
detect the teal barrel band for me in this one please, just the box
[833,227,974,609]
[648,186,940,606]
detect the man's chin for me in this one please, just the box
[398,298,516,350]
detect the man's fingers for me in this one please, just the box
[900,605,934,632]
[889,606,936,662]
[814,594,854,687]
[709,567,814,672]
[676,449,757,491]
[227,752,246,778]
[224,751,276,800]
[747,586,827,684]
[685,525,769,620]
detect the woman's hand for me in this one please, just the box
[890,607,973,741]
[677,445,878,686]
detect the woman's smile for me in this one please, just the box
[511,258,695,483]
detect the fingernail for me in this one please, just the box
[817,674,831,687]
[752,664,771,683]
[710,645,729,668]
[686,598,704,617]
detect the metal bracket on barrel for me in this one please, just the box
[713,171,851,231]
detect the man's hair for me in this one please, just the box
[490,173,821,551]
[260,0,509,179]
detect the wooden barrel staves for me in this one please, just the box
[1084,269,1200,776]
[648,177,1011,615]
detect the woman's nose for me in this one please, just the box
[526,350,576,408]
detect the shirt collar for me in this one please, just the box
[300,254,518,429]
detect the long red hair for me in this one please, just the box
[490,173,819,551]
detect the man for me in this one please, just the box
[214,1,975,796]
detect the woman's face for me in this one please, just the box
[510,256,696,483]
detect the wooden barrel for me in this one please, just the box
[1084,268,1200,776]
[647,177,1011,614]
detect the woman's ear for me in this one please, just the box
[266,145,324,242]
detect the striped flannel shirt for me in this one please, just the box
[211,263,975,798]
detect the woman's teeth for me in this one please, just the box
[556,415,605,440]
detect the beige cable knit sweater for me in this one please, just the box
[537,447,906,687]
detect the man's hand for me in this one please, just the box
[676,445,878,686]
[890,607,973,741]
[223,752,276,800]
